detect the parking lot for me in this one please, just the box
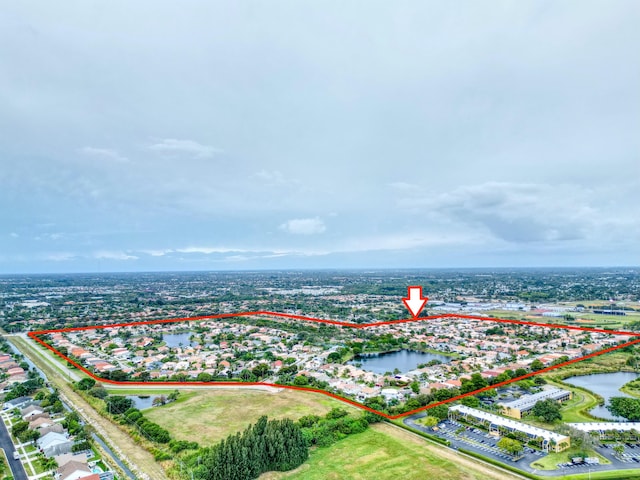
[404,417,544,468]
[404,415,640,477]
[599,443,640,464]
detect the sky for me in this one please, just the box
[1,1,639,273]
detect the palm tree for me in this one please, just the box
[613,444,625,457]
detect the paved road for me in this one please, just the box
[0,417,28,480]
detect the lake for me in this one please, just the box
[564,371,640,420]
[347,349,451,375]
[126,395,162,410]
[163,332,196,348]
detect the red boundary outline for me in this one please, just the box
[27,311,640,420]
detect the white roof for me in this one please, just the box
[450,405,568,442]
[567,422,640,432]
[37,432,70,449]
[499,387,570,411]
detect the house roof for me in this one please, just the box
[21,405,44,415]
[54,452,88,468]
[38,431,70,449]
[57,460,91,480]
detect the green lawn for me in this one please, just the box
[560,470,640,480]
[555,380,603,423]
[530,447,609,470]
[145,388,353,445]
[263,423,510,480]
[105,388,188,396]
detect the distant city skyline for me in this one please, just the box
[1,1,639,273]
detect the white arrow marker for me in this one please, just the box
[402,286,428,318]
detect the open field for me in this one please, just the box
[262,422,519,480]
[546,351,633,380]
[145,388,354,445]
[481,310,640,329]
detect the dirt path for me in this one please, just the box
[376,423,524,480]
[9,335,168,480]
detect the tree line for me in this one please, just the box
[183,408,381,480]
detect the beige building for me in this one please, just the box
[499,387,572,419]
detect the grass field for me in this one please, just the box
[530,446,609,470]
[482,309,640,329]
[547,351,632,380]
[262,423,516,480]
[145,388,354,445]
[558,385,602,423]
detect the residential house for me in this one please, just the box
[38,432,73,457]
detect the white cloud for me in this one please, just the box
[279,217,326,235]
[44,252,76,261]
[9,232,19,238]
[94,250,139,261]
[337,232,482,253]
[79,147,128,163]
[141,249,174,257]
[175,246,247,255]
[147,139,221,158]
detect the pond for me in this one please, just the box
[126,395,162,410]
[163,332,196,348]
[347,349,451,375]
[563,371,640,420]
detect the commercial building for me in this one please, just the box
[567,422,640,439]
[449,405,570,452]
[499,387,572,419]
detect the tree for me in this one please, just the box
[461,396,480,408]
[327,352,342,363]
[497,437,523,457]
[105,396,134,415]
[76,377,97,391]
[613,444,625,457]
[196,372,213,382]
[531,399,562,423]
[421,416,439,428]
[11,421,29,438]
[530,359,545,371]
[252,363,271,379]
[410,381,420,394]
[427,404,449,421]
[326,408,348,420]
[239,369,256,381]
[608,397,640,421]
[89,386,108,399]
[194,416,308,479]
